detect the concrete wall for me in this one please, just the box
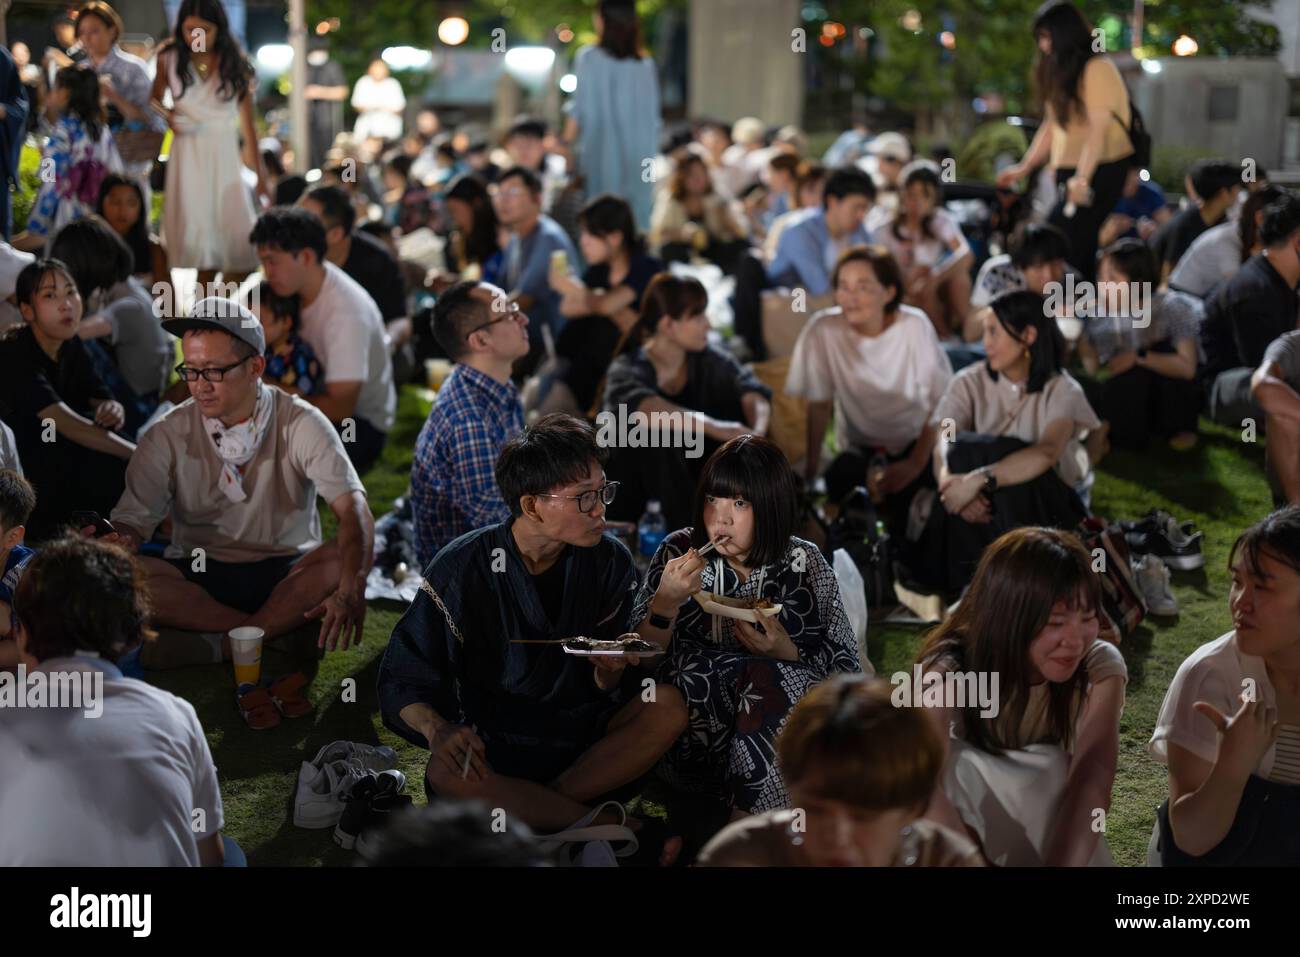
[688,0,802,127]
[1132,57,1288,169]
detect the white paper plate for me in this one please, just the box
[693,592,783,622]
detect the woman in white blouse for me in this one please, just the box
[1148,506,1300,865]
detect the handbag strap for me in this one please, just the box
[419,577,465,645]
[534,824,639,857]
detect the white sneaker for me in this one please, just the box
[308,741,399,774]
[1133,554,1178,617]
[294,758,372,829]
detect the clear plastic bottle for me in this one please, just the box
[637,500,667,560]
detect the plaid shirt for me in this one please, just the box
[411,364,524,568]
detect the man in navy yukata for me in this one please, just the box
[379,414,687,859]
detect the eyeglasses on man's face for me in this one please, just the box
[465,300,524,340]
[175,354,254,382]
[535,481,619,514]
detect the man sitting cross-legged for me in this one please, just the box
[378,414,687,862]
[95,297,375,666]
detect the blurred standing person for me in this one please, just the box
[0,45,29,242]
[996,1,1136,280]
[304,39,347,171]
[151,0,269,289]
[76,2,167,207]
[351,58,405,146]
[563,0,660,232]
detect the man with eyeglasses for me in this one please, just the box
[410,280,529,568]
[380,414,687,862]
[493,166,579,377]
[101,297,375,667]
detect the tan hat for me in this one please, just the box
[731,117,766,147]
[867,132,911,163]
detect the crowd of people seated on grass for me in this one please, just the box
[5,0,1300,869]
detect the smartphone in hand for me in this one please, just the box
[70,511,116,537]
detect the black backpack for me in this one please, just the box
[1114,88,1151,169]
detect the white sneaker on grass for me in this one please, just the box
[308,741,399,774]
[1133,554,1178,617]
[294,758,372,829]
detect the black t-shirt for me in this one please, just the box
[0,325,112,461]
[1150,206,1224,268]
[582,254,665,311]
[1200,253,1299,380]
[533,548,570,627]
[343,231,407,322]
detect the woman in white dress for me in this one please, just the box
[150,0,268,288]
[350,59,404,146]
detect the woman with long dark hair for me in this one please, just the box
[97,173,169,293]
[149,0,268,286]
[877,160,973,338]
[630,434,861,817]
[1149,506,1300,865]
[916,526,1125,866]
[600,274,771,529]
[12,65,121,252]
[649,152,748,272]
[996,0,1136,279]
[562,0,661,231]
[545,193,664,414]
[440,173,503,285]
[1169,185,1285,298]
[926,289,1099,593]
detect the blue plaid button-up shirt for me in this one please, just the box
[411,364,524,568]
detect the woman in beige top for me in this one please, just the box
[649,152,749,272]
[996,1,1135,279]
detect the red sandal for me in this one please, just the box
[237,684,281,730]
[270,672,314,718]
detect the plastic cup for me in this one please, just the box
[424,358,452,391]
[229,626,265,687]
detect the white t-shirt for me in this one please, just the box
[299,261,397,433]
[785,304,953,454]
[876,208,969,271]
[1149,630,1283,779]
[1167,222,1243,299]
[0,419,20,475]
[0,659,223,866]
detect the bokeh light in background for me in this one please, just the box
[1172,34,1199,57]
[438,16,470,46]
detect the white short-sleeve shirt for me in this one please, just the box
[1148,630,1280,778]
[784,304,953,455]
[299,262,397,433]
[0,659,223,865]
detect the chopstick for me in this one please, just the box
[696,534,730,559]
[509,639,571,644]
[460,723,479,780]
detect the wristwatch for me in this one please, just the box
[981,467,998,498]
[648,609,676,630]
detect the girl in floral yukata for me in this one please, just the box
[630,434,862,816]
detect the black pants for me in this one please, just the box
[165,552,302,615]
[923,433,1087,594]
[338,415,387,476]
[24,443,128,543]
[1050,156,1132,280]
[555,314,623,415]
[1157,774,1300,866]
[824,442,934,568]
[604,441,710,533]
[731,251,770,361]
[1083,343,1202,449]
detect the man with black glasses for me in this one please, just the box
[380,414,687,856]
[101,297,375,666]
[410,281,529,568]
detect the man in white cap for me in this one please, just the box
[860,131,912,232]
[101,297,375,665]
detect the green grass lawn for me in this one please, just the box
[148,386,1272,866]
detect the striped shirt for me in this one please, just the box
[411,364,524,568]
[1270,724,1300,786]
